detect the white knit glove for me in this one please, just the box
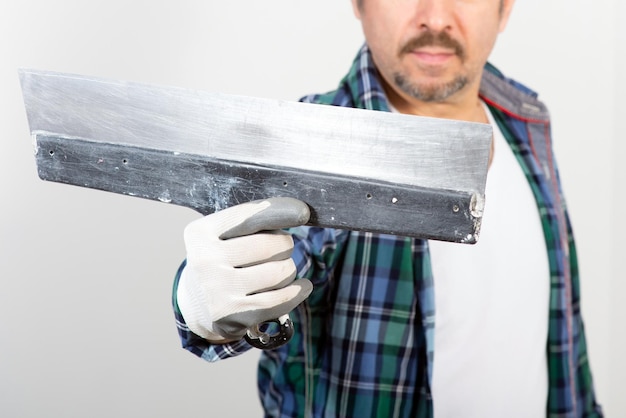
[176,197,312,342]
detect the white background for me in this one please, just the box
[0,1,623,416]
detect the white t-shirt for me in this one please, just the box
[429,106,550,417]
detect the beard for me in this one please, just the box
[393,30,469,102]
[393,72,469,102]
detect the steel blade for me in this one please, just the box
[20,69,491,194]
[20,69,492,242]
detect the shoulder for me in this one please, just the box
[480,62,550,122]
[483,63,540,98]
[299,88,355,107]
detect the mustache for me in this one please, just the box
[399,31,465,59]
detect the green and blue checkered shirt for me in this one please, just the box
[173,44,602,417]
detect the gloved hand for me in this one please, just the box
[176,197,313,343]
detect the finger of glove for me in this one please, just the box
[230,257,298,296]
[220,230,294,268]
[212,278,313,339]
[219,197,310,240]
[182,258,299,333]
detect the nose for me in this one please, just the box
[414,0,455,33]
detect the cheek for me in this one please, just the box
[362,22,399,63]
[360,7,410,50]
[465,26,500,65]
[456,5,503,59]
[364,18,393,46]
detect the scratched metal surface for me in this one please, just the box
[19,69,492,196]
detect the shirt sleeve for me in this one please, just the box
[290,226,350,284]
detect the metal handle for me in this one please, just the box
[244,314,294,349]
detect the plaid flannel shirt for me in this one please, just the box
[173,44,603,417]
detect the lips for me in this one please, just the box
[411,48,457,65]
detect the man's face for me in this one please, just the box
[352,0,514,104]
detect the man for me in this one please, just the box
[173,0,603,416]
